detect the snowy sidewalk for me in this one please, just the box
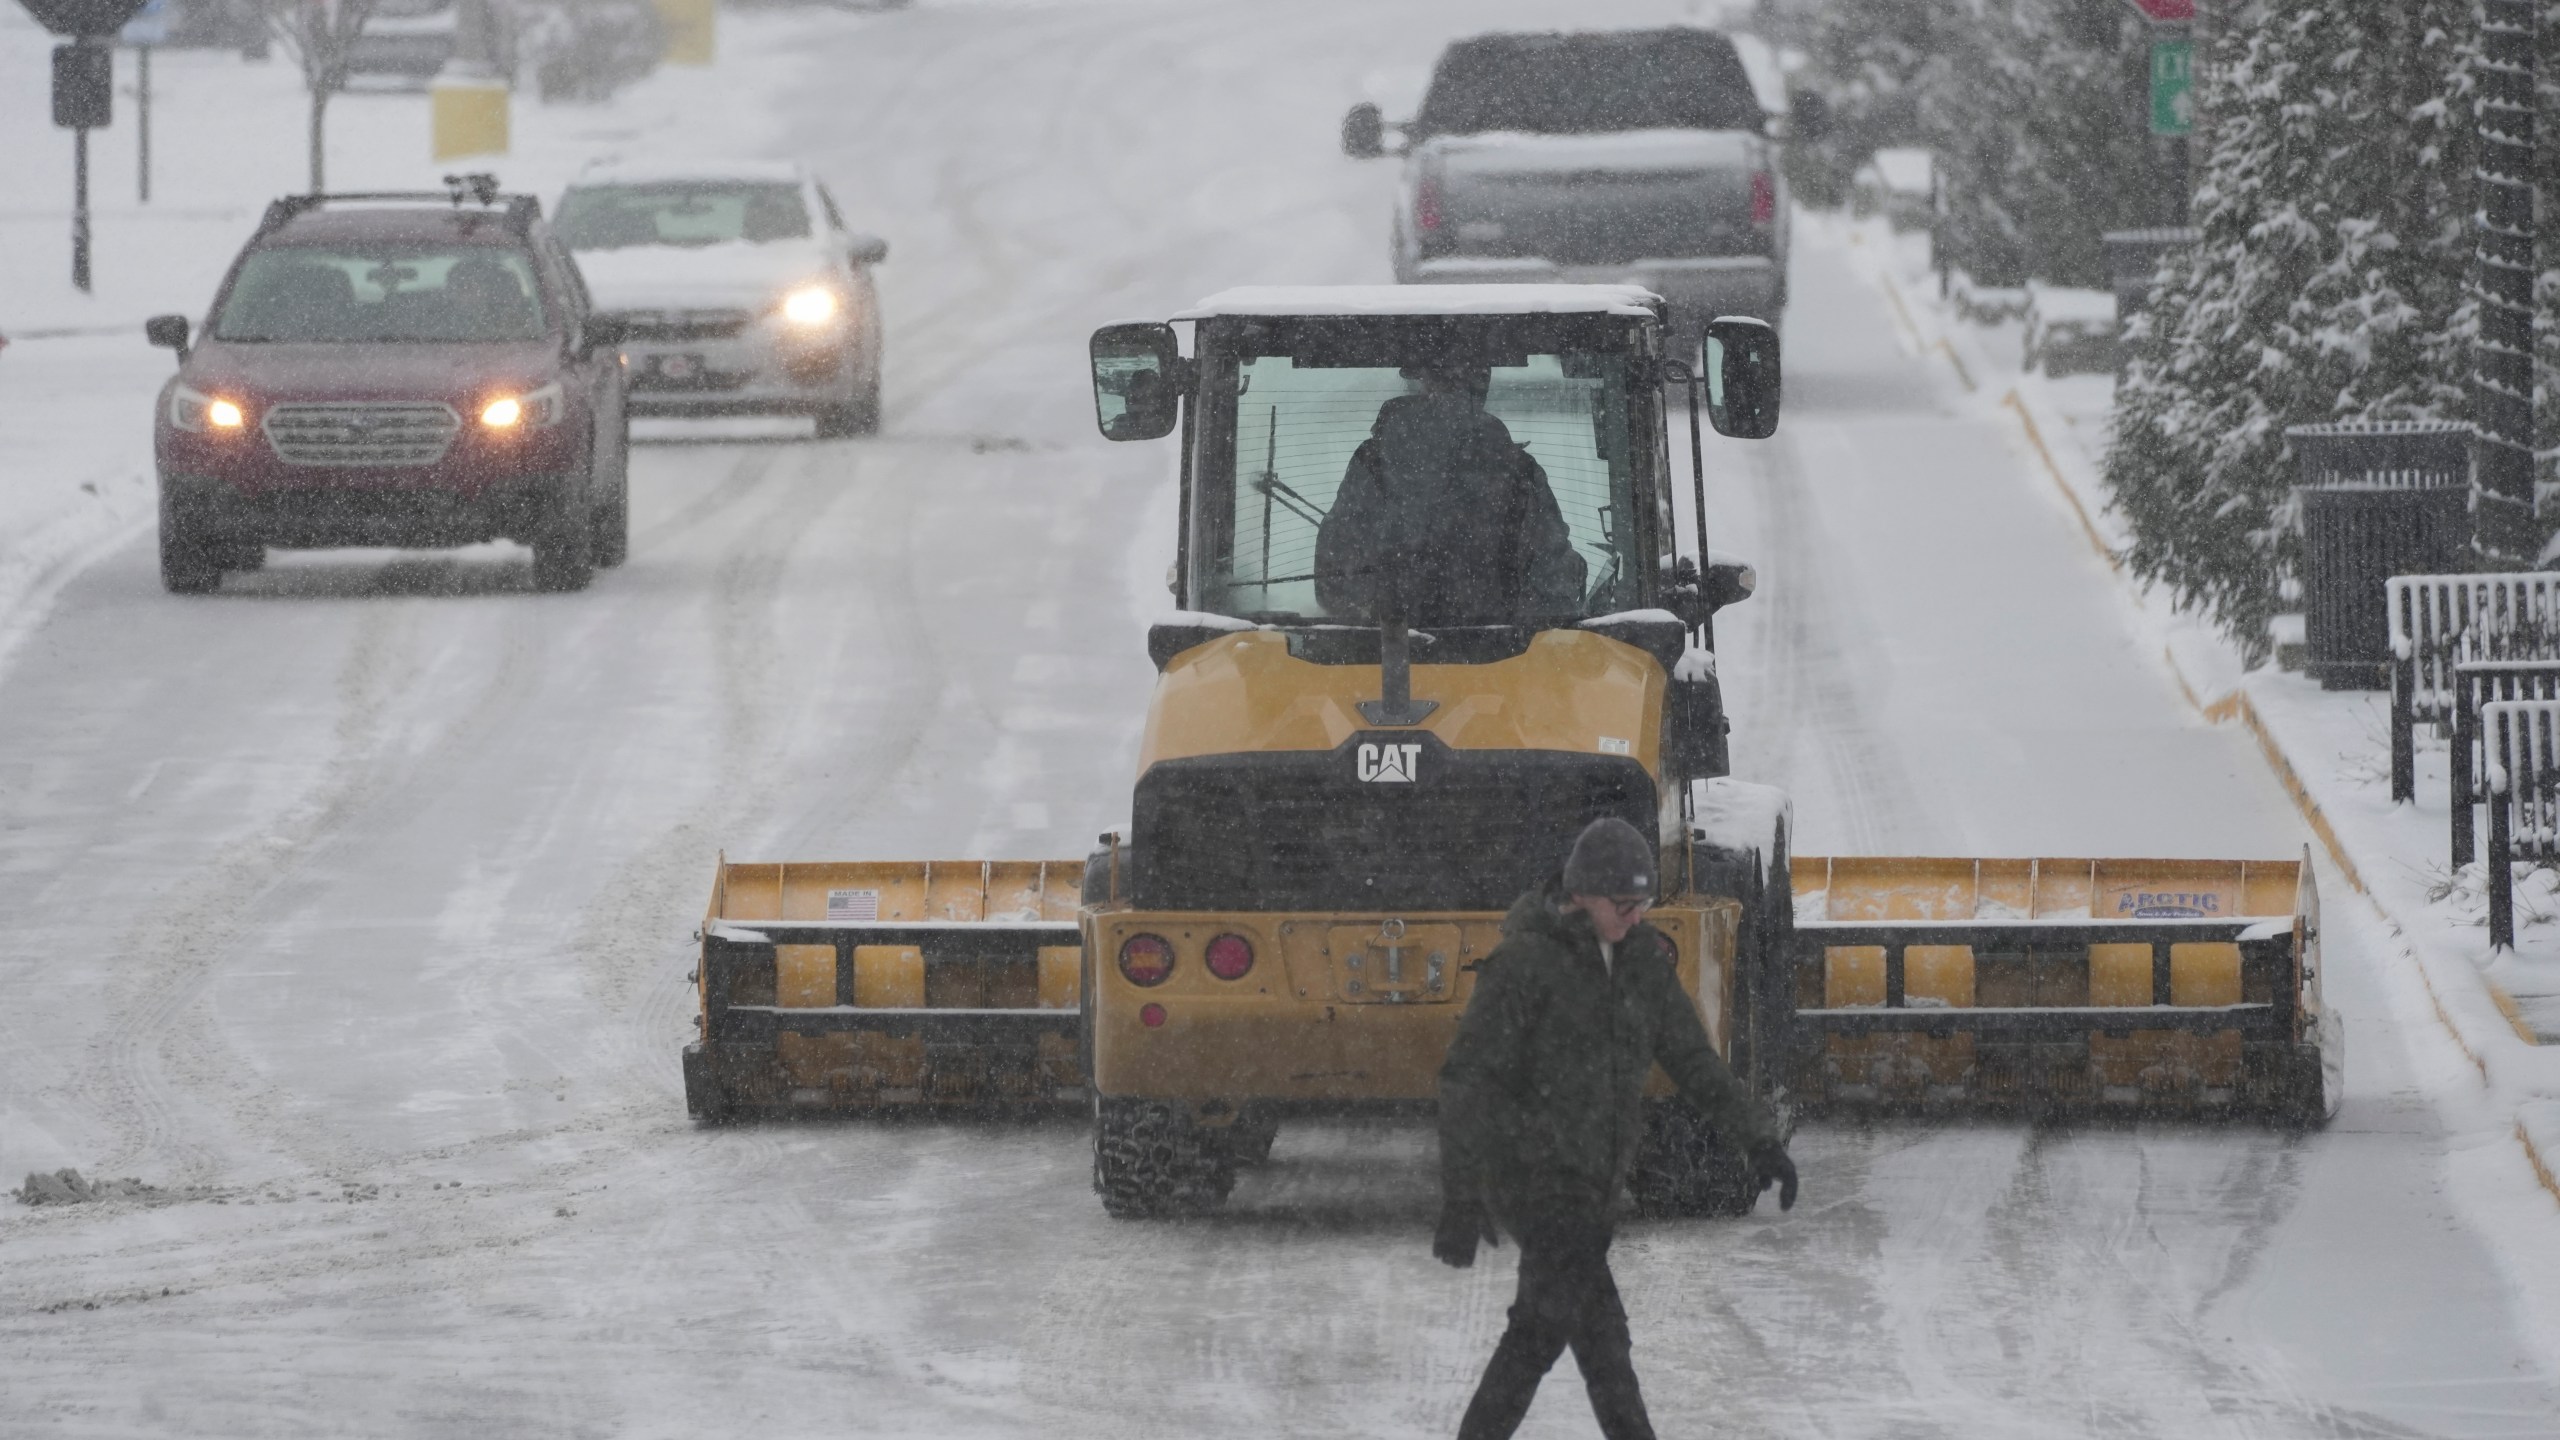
[1810,209,2560,1208]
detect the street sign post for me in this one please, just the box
[2151,37,2194,137]
[19,0,149,292]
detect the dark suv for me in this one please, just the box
[146,183,630,593]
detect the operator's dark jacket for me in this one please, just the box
[1439,882,1779,1228]
[1314,393,1585,623]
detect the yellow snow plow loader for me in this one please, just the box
[681,285,2337,1217]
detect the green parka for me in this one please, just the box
[1438,882,1779,1226]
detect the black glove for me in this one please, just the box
[1432,1199,1501,1268]
[1748,1141,1799,1212]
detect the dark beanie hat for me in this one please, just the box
[1562,817,1656,896]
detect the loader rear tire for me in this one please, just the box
[1094,1098,1234,1217]
[1629,1098,1758,1218]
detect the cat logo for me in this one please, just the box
[1355,742,1423,783]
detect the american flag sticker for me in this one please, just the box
[826,888,881,922]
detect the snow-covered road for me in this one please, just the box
[3,2,2554,1435]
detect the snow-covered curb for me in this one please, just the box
[1809,210,2560,1219]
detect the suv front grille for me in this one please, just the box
[618,308,755,342]
[262,402,461,467]
[1131,736,1655,911]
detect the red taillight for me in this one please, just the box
[1416,176,1443,233]
[1750,170,1776,227]
[1205,933,1255,981]
[1118,933,1174,987]
[1140,1003,1168,1029]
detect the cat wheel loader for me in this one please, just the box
[682,285,2339,1217]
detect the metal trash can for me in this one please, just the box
[2102,227,2201,319]
[2289,421,2472,690]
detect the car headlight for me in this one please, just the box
[170,383,247,433]
[780,285,841,327]
[481,380,565,430]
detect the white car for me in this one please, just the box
[557,159,888,436]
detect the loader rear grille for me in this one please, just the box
[1130,734,1654,911]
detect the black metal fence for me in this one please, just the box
[2289,422,2472,692]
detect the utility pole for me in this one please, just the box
[2474,0,2540,567]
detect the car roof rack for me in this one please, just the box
[254,174,542,239]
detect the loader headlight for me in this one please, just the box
[170,383,247,433]
[480,381,565,430]
[1117,933,1174,988]
[780,285,841,327]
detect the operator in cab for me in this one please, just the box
[1314,361,1586,622]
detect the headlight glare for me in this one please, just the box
[170,383,246,433]
[781,285,841,326]
[481,381,565,430]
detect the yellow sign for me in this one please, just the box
[656,0,714,66]
[429,76,509,161]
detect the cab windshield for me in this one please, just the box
[211,246,548,344]
[1192,316,1654,626]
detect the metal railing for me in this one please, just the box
[2482,698,2560,948]
[2451,661,2560,864]
[2386,573,2560,801]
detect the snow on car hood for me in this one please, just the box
[570,239,837,312]
[1423,128,1761,178]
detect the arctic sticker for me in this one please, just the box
[2115,890,2221,919]
[827,888,881,922]
[1598,736,1631,756]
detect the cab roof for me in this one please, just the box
[1173,284,1663,321]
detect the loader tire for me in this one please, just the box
[1094,1098,1234,1218]
[1628,1098,1758,1218]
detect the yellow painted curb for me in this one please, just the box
[2520,1120,2560,1209]
[2000,389,2121,574]
[2489,985,2542,1046]
[1934,338,1976,393]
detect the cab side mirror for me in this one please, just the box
[1091,322,1183,442]
[580,313,628,356]
[1702,317,1781,439]
[844,233,888,265]
[146,314,190,358]
[1341,101,1385,159]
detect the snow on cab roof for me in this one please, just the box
[1175,284,1662,320]
[569,158,805,187]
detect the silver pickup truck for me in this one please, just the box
[1345,28,1790,348]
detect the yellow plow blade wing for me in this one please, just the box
[683,859,1088,1118]
[1786,853,2333,1121]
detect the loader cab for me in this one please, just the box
[1086,285,1780,916]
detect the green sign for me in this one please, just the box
[2151,37,2194,136]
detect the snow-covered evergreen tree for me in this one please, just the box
[2107,0,2477,656]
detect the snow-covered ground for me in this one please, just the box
[3,2,2557,1435]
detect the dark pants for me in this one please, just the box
[1456,1218,1654,1440]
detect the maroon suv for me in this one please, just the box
[146,186,630,593]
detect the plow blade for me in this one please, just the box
[1788,854,2337,1121]
[684,858,1088,1118]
